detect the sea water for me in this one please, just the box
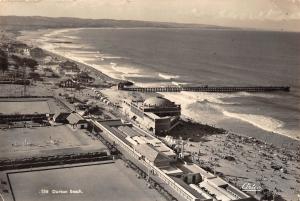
[19,28,300,145]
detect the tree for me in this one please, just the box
[11,54,38,71]
[23,57,38,71]
[0,50,8,73]
[11,54,24,66]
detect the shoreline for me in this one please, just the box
[180,113,300,150]
[16,29,300,149]
[42,48,120,84]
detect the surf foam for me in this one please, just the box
[223,111,284,133]
[158,73,180,80]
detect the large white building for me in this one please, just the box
[122,96,181,135]
[95,119,255,201]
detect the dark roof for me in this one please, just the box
[30,47,43,53]
[77,72,90,78]
[53,112,71,122]
[171,176,206,199]
[66,113,86,124]
[60,60,77,68]
[59,60,78,69]
[60,79,75,83]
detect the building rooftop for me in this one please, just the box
[144,112,170,120]
[161,166,183,176]
[145,138,176,157]
[134,143,170,163]
[66,113,86,124]
[53,112,71,122]
[201,177,252,201]
[200,181,237,201]
[143,96,175,108]
[60,60,77,68]
[97,119,177,162]
[175,163,253,201]
[171,176,211,200]
[179,163,215,179]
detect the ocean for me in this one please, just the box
[19,28,300,144]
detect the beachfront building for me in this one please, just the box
[59,60,80,76]
[7,42,28,55]
[122,96,181,135]
[74,72,95,84]
[66,113,88,129]
[59,79,79,88]
[42,56,61,65]
[95,119,255,201]
[53,112,71,124]
[43,68,54,77]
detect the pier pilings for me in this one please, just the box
[118,84,290,93]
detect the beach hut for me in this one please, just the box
[66,113,88,129]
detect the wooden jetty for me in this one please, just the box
[118,83,290,93]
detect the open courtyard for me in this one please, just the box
[0,96,68,115]
[0,100,50,115]
[0,125,106,159]
[8,161,165,201]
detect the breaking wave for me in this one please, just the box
[158,73,180,80]
[162,91,286,135]
[223,111,284,133]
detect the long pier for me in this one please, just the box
[118,84,290,93]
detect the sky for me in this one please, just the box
[0,0,300,31]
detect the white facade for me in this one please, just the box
[122,97,181,135]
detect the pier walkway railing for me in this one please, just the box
[118,84,290,93]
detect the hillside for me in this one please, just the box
[0,16,222,31]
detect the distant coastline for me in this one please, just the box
[0,16,229,32]
[2,15,300,33]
